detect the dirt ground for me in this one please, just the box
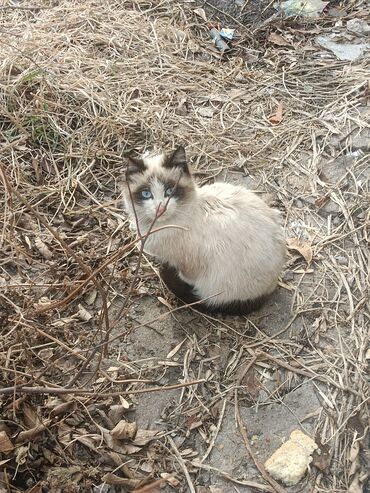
[0,0,369,492]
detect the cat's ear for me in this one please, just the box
[165,146,189,174]
[125,156,145,180]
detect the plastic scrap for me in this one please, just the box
[220,28,235,41]
[279,0,329,18]
[209,28,230,52]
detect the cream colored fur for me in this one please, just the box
[123,152,286,307]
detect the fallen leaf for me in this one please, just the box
[50,400,76,417]
[160,473,180,486]
[187,38,200,53]
[241,367,260,400]
[166,338,186,359]
[269,102,284,124]
[0,458,12,466]
[74,304,93,321]
[74,432,101,451]
[84,289,98,305]
[0,431,14,454]
[15,445,29,465]
[132,429,159,446]
[119,396,130,409]
[38,348,54,360]
[268,32,291,46]
[109,404,127,426]
[23,403,41,428]
[34,237,52,260]
[111,420,138,440]
[16,422,50,444]
[140,462,153,473]
[102,473,139,487]
[121,443,142,454]
[157,296,172,310]
[348,413,365,435]
[193,7,207,21]
[132,478,166,493]
[229,88,251,101]
[287,237,313,263]
[348,441,360,467]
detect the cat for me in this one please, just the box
[122,145,286,315]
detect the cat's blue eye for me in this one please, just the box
[140,190,152,200]
[164,186,174,197]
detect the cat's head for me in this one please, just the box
[123,146,196,225]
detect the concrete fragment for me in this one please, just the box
[316,36,369,61]
[264,429,318,486]
[347,18,370,36]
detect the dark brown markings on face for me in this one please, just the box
[126,156,146,180]
[164,179,193,202]
[163,145,190,175]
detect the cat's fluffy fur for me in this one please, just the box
[123,146,286,315]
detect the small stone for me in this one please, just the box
[333,216,342,226]
[198,107,214,118]
[319,199,340,216]
[316,35,369,61]
[351,128,370,152]
[328,7,345,18]
[347,18,370,36]
[265,430,317,486]
[296,199,304,208]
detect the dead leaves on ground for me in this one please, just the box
[0,397,169,491]
[269,102,284,125]
[287,237,313,263]
[111,419,138,440]
[268,32,292,47]
[0,431,14,454]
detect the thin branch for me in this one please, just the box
[235,390,288,493]
[0,379,205,397]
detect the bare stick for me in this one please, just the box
[132,478,166,493]
[256,350,362,396]
[168,436,196,493]
[0,378,205,397]
[235,390,288,493]
[191,461,274,492]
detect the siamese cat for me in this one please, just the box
[123,146,286,315]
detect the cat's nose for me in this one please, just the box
[156,204,166,216]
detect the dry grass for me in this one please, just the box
[0,0,369,492]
